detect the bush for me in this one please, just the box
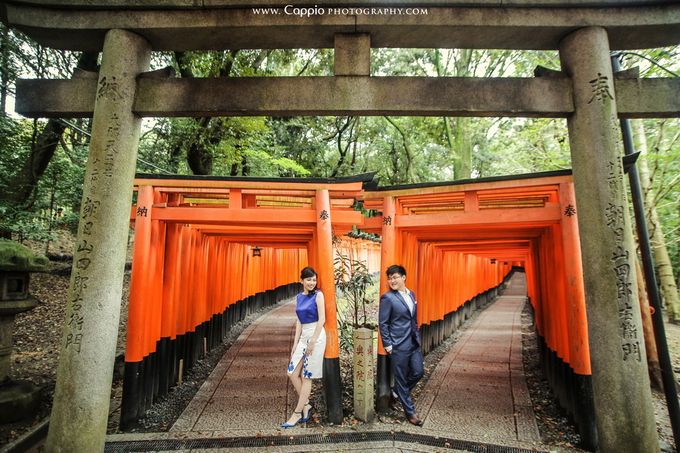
[334,251,376,352]
[0,204,55,243]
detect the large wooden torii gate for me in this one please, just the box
[2,1,679,451]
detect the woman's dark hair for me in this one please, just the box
[300,266,317,280]
[300,266,318,292]
[386,264,407,278]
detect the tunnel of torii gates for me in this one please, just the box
[123,167,553,444]
[4,1,680,452]
[122,170,590,442]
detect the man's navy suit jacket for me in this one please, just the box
[379,289,421,351]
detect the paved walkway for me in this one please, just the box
[170,301,298,433]
[106,273,551,452]
[415,273,540,444]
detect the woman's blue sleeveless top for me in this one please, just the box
[296,291,319,324]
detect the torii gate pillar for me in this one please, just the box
[560,26,659,453]
[315,189,344,424]
[376,196,396,411]
[45,29,150,452]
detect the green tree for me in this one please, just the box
[634,119,680,322]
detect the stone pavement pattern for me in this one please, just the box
[106,273,551,451]
[170,301,297,433]
[415,273,540,444]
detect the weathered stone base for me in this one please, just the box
[0,380,41,423]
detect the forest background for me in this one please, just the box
[0,23,678,321]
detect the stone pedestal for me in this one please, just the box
[0,239,48,423]
[0,380,41,423]
[353,327,375,422]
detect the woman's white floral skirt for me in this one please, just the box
[287,322,326,379]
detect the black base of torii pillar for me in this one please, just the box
[316,188,344,424]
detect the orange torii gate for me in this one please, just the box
[123,169,594,446]
[360,169,595,447]
[334,236,382,275]
[122,173,377,426]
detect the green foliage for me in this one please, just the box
[0,117,33,185]
[641,117,680,283]
[334,250,377,353]
[334,251,375,328]
[0,113,88,240]
[241,149,311,176]
[480,118,571,177]
[0,204,55,243]
[336,316,354,353]
[130,48,580,183]
[1,35,678,290]
[619,48,680,284]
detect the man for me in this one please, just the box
[378,264,424,426]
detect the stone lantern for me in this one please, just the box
[0,238,48,423]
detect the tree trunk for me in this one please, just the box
[435,49,473,181]
[388,143,400,184]
[633,119,680,323]
[451,49,473,180]
[3,119,66,206]
[174,51,239,175]
[384,116,413,182]
[185,117,214,175]
[0,24,9,115]
[241,155,249,176]
[331,117,355,177]
[0,52,99,206]
[168,143,183,173]
[452,117,472,180]
[636,258,663,389]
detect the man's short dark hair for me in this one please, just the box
[386,264,406,278]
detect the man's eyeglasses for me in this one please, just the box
[387,275,404,282]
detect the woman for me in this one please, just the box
[282,266,327,428]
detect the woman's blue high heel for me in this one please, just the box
[281,411,303,429]
[300,404,314,423]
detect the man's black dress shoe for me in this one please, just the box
[389,392,400,411]
[407,415,423,426]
